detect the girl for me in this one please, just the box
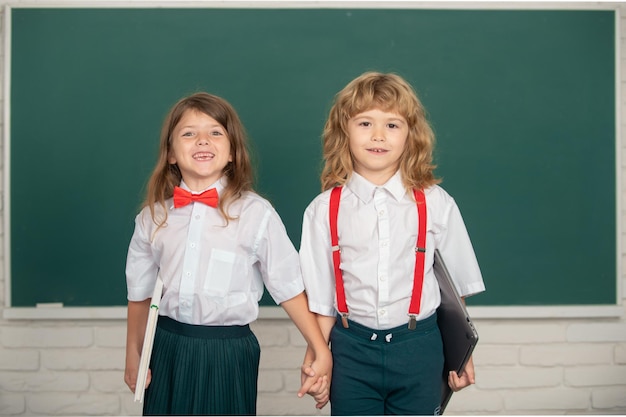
[124,92,331,415]
[300,72,485,415]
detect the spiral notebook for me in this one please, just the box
[134,278,163,403]
[434,249,479,413]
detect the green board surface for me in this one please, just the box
[10,8,616,306]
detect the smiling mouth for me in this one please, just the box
[193,152,214,160]
[367,148,388,153]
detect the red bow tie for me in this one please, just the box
[173,186,219,208]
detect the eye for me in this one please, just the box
[358,121,371,127]
[210,130,224,136]
[388,123,398,129]
[181,131,194,137]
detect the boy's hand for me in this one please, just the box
[448,356,475,392]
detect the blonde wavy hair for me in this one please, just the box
[321,72,440,192]
[144,92,253,230]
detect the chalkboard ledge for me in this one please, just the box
[2,305,623,320]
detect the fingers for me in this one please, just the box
[448,369,473,392]
[145,369,152,389]
[124,370,137,393]
[300,363,315,378]
[297,374,317,398]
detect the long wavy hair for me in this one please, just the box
[144,92,253,230]
[321,72,440,192]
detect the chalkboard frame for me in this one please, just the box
[2,3,621,319]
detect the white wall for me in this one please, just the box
[1,1,625,415]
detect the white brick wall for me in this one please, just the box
[1,1,626,415]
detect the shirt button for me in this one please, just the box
[190,243,196,248]
[379,309,386,316]
[379,275,387,281]
[186,271,191,276]
[182,300,189,307]
[379,210,385,216]
[195,215,201,220]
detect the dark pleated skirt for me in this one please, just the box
[143,315,261,416]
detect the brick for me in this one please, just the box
[120,394,143,416]
[95,326,126,348]
[616,344,626,364]
[592,386,626,409]
[0,348,39,370]
[42,348,125,371]
[257,392,327,416]
[504,387,590,411]
[566,365,626,386]
[253,323,290,347]
[567,323,626,343]
[284,368,305,394]
[2,327,93,348]
[473,345,518,366]
[445,387,503,413]
[27,393,120,415]
[258,369,284,393]
[260,347,304,370]
[477,367,562,389]
[0,371,89,392]
[476,323,566,344]
[90,371,130,393]
[0,393,25,415]
[520,343,613,366]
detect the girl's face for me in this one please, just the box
[347,108,408,185]
[168,109,232,191]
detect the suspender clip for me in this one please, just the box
[332,245,341,253]
[408,314,417,330]
[340,313,349,328]
[415,247,426,253]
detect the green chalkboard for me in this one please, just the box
[9,8,616,307]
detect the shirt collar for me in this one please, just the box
[346,171,407,203]
[179,177,227,195]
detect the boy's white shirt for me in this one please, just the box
[125,177,304,326]
[299,171,485,330]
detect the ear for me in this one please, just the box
[168,150,177,165]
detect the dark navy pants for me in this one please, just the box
[329,313,443,415]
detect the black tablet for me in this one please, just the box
[434,249,479,414]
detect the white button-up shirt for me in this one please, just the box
[300,172,485,330]
[126,178,304,326]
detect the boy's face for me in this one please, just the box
[168,109,232,191]
[347,108,408,185]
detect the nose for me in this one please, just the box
[372,126,385,142]
[197,133,210,145]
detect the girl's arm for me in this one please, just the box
[124,299,151,393]
[301,314,336,409]
[279,292,333,400]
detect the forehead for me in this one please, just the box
[176,109,222,127]
[351,107,406,120]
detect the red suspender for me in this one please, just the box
[329,187,349,328]
[329,186,427,330]
[408,189,427,329]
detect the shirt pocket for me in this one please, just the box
[204,249,236,297]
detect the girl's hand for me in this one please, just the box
[300,362,330,409]
[124,356,151,393]
[448,356,476,392]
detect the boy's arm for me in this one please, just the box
[124,299,151,393]
[448,297,476,391]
